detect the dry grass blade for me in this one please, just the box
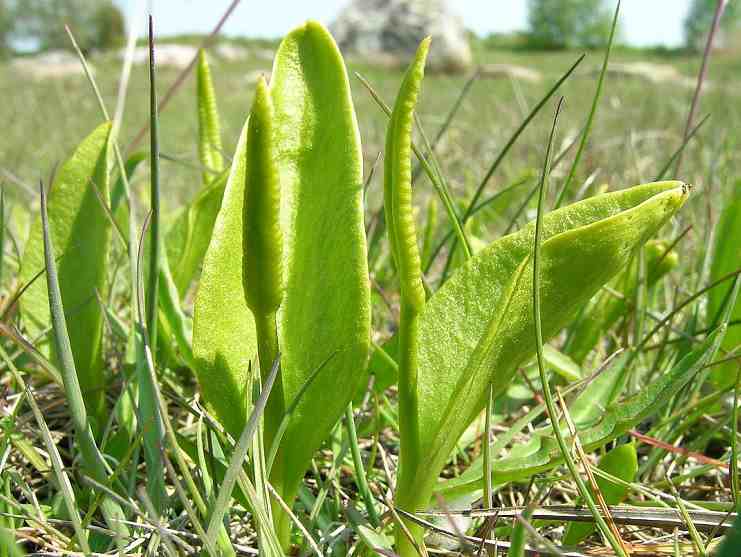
[556,388,628,552]
[667,474,708,555]
[393,506,589,557]
[674,0,728,176]
[0,345,91,555]
[555,0,620,208]
[267,483,321,557]
[419,506,737,532]
[127,0,243,151]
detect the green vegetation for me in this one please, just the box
[10,0,125,53]
[685,0,740,51]
[526,0,616,49]
[0,10,740,557]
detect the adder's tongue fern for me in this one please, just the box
[242,75,285,434]
[383,36,430,555]
[242,76,284,320]
[384,38,429,314]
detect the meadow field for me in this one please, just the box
[0,22,740,556]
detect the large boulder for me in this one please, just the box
[331,0,473,73]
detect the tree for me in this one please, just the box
[89,1,126,51]
[0,0,13,58]
[526,0,616,49]
[684,0,740,51]
[13,0,125,52]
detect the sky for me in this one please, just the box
[114,1,693,47]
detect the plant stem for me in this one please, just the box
[395,304,425,556]
[345,403,381,526]
[675,0,728,176]
[253,310,289,550]
[254,311,282,441]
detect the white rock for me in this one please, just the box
[117,44,198,69]
[331,0,473,73]
[214,44,248,61]
[480,64,542,83]
[605,62,697,88]
[11,50,89,79]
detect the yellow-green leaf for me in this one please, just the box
[165,174,226,297]
[708,184,741,388]
[402,181,688,513]
[20,122,113,427]
[193,23,370,541]
[567,238,679,364]
[193,122,257,439]
[270,18,370,513]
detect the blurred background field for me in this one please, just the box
[1,0,739,219]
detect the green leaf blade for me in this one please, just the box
[193,120,257,438]
[410,181,688,507]
[708,189,741,387]
[269,20,371,506]
[20,122,113,428]
[165,174,226,297]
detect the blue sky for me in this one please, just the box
[115,1,692,47]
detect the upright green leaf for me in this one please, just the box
[193,24,370,547]
[270,19,370,532]
[20,123,113,428]
[197,49,224,184]
[708,187,741,388]
[165,175,226,297]
[193,122,257,440]
[399,181,688,517]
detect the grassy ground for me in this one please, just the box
[1,35,740,555]
[2,45,739,213]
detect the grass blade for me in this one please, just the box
[38,182,129,544]
[147,15,161,350]
[531,98,627,556]
[425,53,585,273]
[655,113,710,181]
[554,0,620,209]
[674,0,728,176]
[345,403,380,526]
[204,356,280,549]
